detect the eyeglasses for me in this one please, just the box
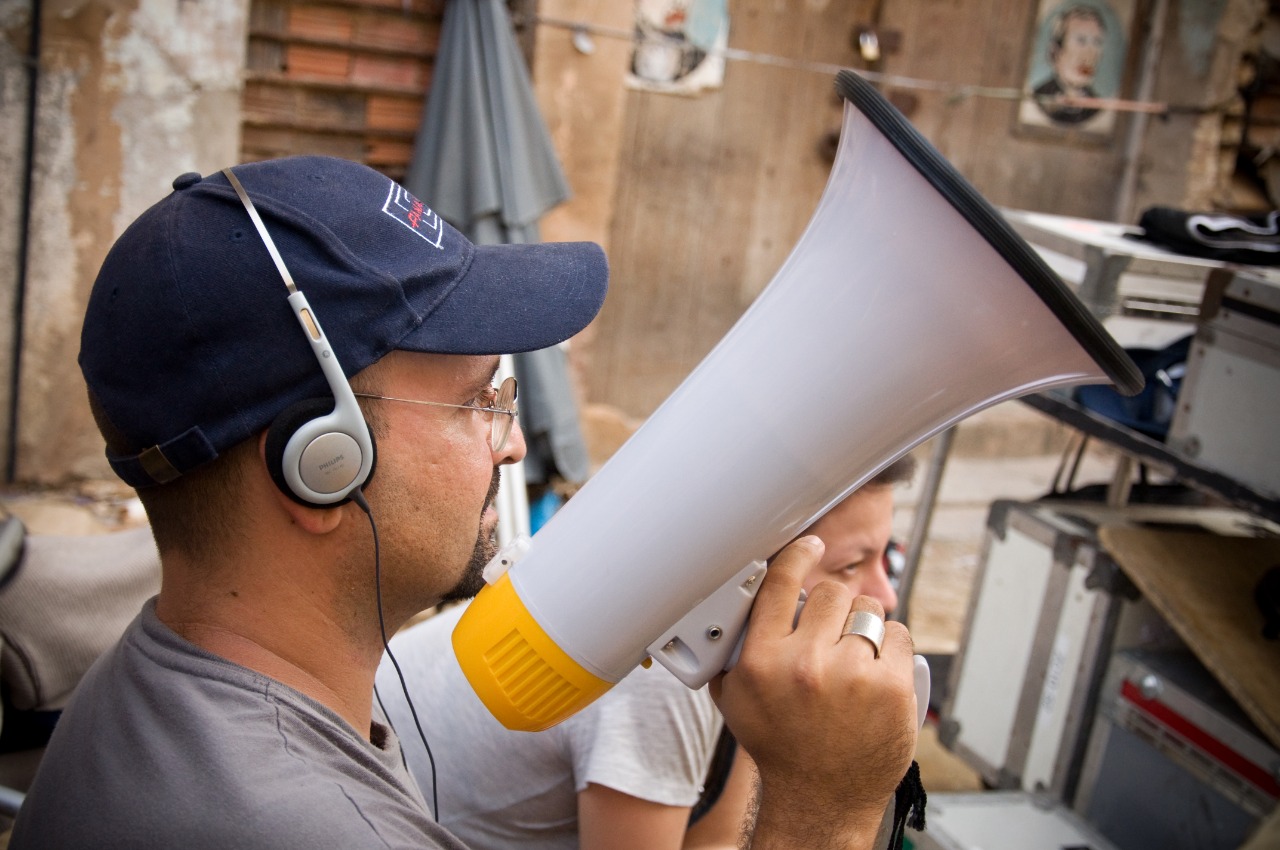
[354,376,518,452]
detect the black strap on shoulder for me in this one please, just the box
[688,727,738,825]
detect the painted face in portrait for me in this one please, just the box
[1052,8,1106,92]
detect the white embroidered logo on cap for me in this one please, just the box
[383,183,445,249]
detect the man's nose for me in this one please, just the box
[865,560,900,616]
[494,417,527,466]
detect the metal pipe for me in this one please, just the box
[893,425,956,625]
[1113,0,1169,222]
[8,0,42,483]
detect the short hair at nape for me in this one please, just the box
[868,453,918,487]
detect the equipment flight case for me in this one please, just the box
[937,498,1278,805]
[1074,648,1280,850]
[1167,269,1280,502]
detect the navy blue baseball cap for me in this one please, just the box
[80,155,608,488]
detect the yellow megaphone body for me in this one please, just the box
[453,70,1143,731]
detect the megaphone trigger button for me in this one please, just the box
[641,657,653,669]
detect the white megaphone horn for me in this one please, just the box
[452,69,1144,732]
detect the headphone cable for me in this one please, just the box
[352,488,441,822]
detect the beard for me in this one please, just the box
[440,467,503,604]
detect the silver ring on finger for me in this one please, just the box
[842,610,885,659]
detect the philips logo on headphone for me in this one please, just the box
[319,454,347,472]
[383,183,444,249]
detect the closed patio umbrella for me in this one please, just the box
[405,0,592,543]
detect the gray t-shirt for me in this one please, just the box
[10,599,468,849]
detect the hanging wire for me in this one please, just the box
[352,489,441,822]
[522,13,1241,118]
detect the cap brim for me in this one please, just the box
[399,241,608,355]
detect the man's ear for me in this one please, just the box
[257,431,345,535]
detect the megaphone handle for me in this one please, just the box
[721,592,805,672]
[913,654,931,730]
[646,561,769,688]
[721,596,931,731]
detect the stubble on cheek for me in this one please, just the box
[440,468,503,603]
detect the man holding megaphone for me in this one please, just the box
[10,156,919,850]
[687,455,920,848]
[379,456,920,850]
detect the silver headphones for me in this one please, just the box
[223,167,376,507]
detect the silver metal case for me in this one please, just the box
[936,499,1272,800]
[1074,649,1280,850]
[904,790,1121,850]
[1167,270,1280,501]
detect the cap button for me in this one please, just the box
[172,172,203,191]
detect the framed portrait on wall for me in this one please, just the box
[626,0,729,95]
[1017,0,1136,140]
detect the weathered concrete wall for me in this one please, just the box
[533,0,631,253]
[533,1,1270,422]
[13,0,249,485]
[1131,0,1267,214]
[0,1,35,484]
[8,1,1266,484]
[531,0,632,407]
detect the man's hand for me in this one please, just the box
[710,536,918,849]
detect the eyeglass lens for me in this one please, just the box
[491,376,518,451]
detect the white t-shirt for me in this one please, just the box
[377,604,723,850]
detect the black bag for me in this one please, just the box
[1073,333,1193,441]
[1131,207,1280,266]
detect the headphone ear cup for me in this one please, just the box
[265,398,377,507]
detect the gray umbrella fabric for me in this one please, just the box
[404,0,592,497]
[405,0,570,245]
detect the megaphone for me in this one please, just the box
[452,70,1143,731]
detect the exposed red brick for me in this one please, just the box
[366,95,423,132]
[286,45,352,81]
[287,6,354,42]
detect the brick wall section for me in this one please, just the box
[241,0,445,181]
